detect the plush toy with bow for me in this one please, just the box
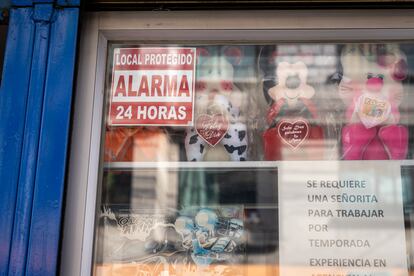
[263,61,324,160]
[185,47,248,161]
[339,44,408,160]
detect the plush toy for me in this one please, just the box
[339,44,408,160]
[185,47,248,161]
[263,61,324,160]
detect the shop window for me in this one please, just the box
[91,42,414,275]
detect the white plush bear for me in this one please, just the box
[185,47,248,161]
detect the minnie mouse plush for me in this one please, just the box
[263,60,324,160]
[339,44,408,160]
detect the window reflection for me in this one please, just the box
[94,43,414,276]
[97,167,278,275]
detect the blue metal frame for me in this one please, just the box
[26,6,79,275]
[0,0,79,275]
[0,7,35,274]
[9,4,54,275]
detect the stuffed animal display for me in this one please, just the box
[185,48,248,161]
[263,61,324,160]
[339,44,408,160]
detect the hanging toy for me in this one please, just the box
[185,47,248,161]
[263,60,324,160]
[339,44,408,160]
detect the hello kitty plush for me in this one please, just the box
[339,44,408,160]
[185,47,248,161]
[263,61,324,160]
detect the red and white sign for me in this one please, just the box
[277,119,309,149]
[108,47,196,126]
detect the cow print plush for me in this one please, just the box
[185,47,248,161]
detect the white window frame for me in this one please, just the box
[60,9,414,276]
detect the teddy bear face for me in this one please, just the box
[268,61,315,105]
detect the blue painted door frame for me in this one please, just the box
[0,0,79,275]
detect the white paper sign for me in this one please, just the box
[279,161,408,276]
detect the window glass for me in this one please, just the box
[93,43,414,276]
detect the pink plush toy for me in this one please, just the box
[339,44,408,160]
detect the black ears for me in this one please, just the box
[258,46,278,104]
